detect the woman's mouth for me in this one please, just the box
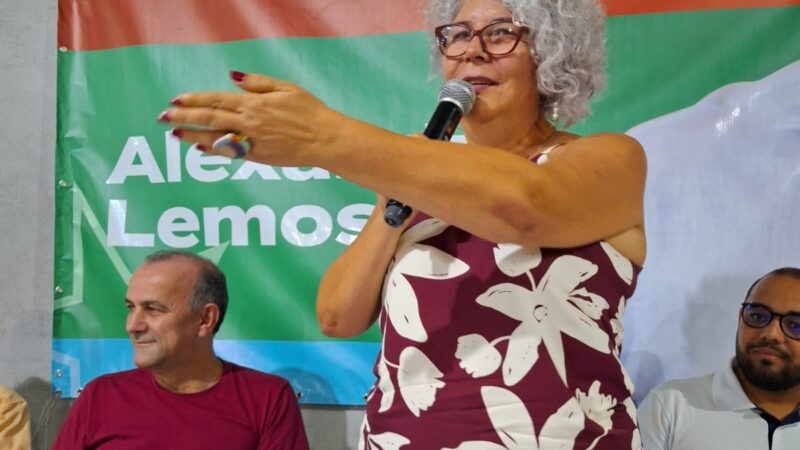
[463,76,497,94]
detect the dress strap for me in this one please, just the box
[540,143,565,155]
[530,143,566,164]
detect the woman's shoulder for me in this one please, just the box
[562,132,643,150]
[552,132,646,168]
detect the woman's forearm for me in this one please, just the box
[316,202,405,337]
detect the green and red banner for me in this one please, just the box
[54,0,800,404]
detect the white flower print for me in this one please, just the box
[445,442,507,450]
[382,271,428,343]
[609,299,636,393]
[476,255,611,385]
[600,241,634,285]
[455,334,503,378]
[396,217,450,248]
[534,396,586,450]
[493,243,542,277]
[481,386,537,450]
[631,427,643,450]
[372,219,460,417]
[376,358,394,413]
[397,346,445,417]
[358,415,371,450]
[568,288,609,321]
[359,416,412,450]
[443,386,585,450]
[576,381,618,450]
[502,317,543,385]
[368,432,411,450]
[610,297,626,355]
[374,340,446,416]
[383,218,469,343]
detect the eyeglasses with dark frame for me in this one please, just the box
[740,302,800,340]
[435,19,529,58]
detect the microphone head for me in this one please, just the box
[439,79,476,114]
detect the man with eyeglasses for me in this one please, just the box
[638,267,800,450]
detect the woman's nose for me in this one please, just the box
[462,34,489,61]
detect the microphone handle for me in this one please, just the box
[383,103,463,227]
[383,199,413,228]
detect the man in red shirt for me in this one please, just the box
[52,251,310,450]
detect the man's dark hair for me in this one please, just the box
[144,251,228,333]
[744,267,800,301]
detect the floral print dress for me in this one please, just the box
[359,154,643,450]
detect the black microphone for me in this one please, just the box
[384,79,476,227]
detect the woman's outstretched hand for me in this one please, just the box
[160,71,341,166]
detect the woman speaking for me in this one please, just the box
[162,0,647,448]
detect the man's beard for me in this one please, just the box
[735,341,800,391]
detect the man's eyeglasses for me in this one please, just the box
[740,302,800,340]
[435,20,529,58]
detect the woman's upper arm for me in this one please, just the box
[518,133,647,248]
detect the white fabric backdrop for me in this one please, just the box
[623,60,800,402]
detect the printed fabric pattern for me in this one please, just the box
[360,154,642,450]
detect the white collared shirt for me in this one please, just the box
[637,361,800,450]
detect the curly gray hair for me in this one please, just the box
[426,0,606,127]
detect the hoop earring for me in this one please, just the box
[551,103,560,122]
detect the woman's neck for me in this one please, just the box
[463,112,557,158]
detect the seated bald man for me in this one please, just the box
[53,251,309,450]
[638,267,800,450]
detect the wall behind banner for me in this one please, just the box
[0,0,61,448]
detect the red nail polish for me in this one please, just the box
[197,144,208,151]
[170,96,183,105]
[171,128,182,138]
[230,71,246,82]
[158,111,171,122]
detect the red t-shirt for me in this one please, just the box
[52,361,310,450]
